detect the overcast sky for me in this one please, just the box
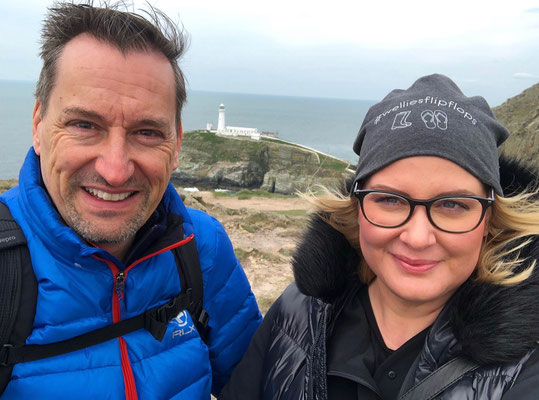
[1,0,538,106]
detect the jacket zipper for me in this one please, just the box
[96,257,138,400]
[116,271,125,300]
[91,234,195,400]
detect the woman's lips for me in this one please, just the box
[392,254,439,274]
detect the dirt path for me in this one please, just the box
[197,191,309,211]
[181,190,309,313]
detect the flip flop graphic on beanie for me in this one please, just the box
[434,110,448,130]
[421,110,436,129]
[421,109,448,130]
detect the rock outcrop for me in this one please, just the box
[171,131,354,194]
[494,83,539,170]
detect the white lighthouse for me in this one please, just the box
[208,104,260,140]
[217,103,226,133]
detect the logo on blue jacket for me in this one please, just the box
[172,310,196,339]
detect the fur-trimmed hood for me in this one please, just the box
[292,157,539,365]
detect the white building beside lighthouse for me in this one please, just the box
[208,104,260,140]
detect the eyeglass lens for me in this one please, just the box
[362,192,484,232]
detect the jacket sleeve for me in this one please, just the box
[503,349,539,400]
[189,209,262,396]
[219,296,279,399]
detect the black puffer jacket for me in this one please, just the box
[220,159,539,400]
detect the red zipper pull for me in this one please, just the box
[116,271,126,300]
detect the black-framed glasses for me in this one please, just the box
[352,184,495,233]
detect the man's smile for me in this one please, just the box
[84,187,135,202]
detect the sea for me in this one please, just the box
[0,79,374,180]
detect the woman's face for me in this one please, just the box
[358,156,489,307]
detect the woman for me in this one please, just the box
[220,74,539,399]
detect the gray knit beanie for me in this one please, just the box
[353,74,509,194]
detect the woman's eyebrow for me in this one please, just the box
[366,184,481,197]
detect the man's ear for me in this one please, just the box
[173,122,183,170]
[32,101,42,155]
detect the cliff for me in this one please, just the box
[494,83,539,169]
[171,131,354,194]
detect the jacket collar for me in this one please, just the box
[292,157,539,365]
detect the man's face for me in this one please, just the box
[32,34,181,259]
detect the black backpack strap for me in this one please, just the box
[399,355,480,400]
[0,289,192,366]
[172,236,209,343]
[0,202,37,393]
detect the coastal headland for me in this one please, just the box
[172,130,355,195]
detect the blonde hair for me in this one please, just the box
[302,183,539,286]
[476,191,539,284]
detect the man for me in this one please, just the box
[0,2,261,398]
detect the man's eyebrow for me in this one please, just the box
[136,118,171,130]
[62,108,171,131]
[62,107,106,124]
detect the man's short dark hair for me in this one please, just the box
[36,1,188,128]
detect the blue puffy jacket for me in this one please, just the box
[0,149,262,399]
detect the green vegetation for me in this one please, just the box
[240,223,257,233]
[232,210,306,233]
[257,297,275,315]
[278,248,293,257]
[190,194,209,208]
[493,83,539,170]
[260,136,303,149]
[274,209,308,217]
[277,229,304,237]
[212,190,236,198]
[233,247,283,263]
[237,192,252,200]
[248,248,283,263]
[237,189,296,200]
[234,248,249,261]
[262,138,351,172]
[212,189,297,200]
[182,130,268,165]
[318,155,352,172]
[243,212,288,229]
